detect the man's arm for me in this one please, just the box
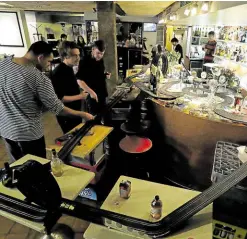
[51,69,87,103]
[36,74,94,121]
[77,80,98,102]
[60,106,94,120]
[62,92,88,103]
[76,58,98,102]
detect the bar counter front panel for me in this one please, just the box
[151,101,247,189]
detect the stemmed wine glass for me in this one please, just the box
[207,78,218,110]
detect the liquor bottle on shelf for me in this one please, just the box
[230,51,236,61]
[215,46,220,56]
[199,27,201,37]
[201,28,204,38]
[204,27,208,37]
[194,27,198,36]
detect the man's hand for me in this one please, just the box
[90,91,98,102]
[80,112,94,121]
[105,72,111,79]
[79,91,88,100]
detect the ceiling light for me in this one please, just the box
[172,13,177,21]
[0,2,13,7]
[184,8,190,16]
[191,4,198,16]
[158,19,165,24]
[201,2,209,11]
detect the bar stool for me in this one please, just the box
[119,99,152,179]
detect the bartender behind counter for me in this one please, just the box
[51,41,93,134]
[76,40,111,116]
[0,41,94,163]
[171,37,183,64]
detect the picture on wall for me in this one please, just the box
[0,12,24,47]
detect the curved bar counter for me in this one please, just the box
[126,69,247,189]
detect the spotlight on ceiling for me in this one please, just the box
[184,8,190,16]
[170,13,177,21]
[201,2,209,12]
[191,4,198,16]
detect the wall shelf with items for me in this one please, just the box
[214,39,247,68]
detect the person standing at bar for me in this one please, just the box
[171,37,183,64]
[0,41,94,163]
[77,36,86,59]
[76,40,111,115]
[51,41,92,134]
[57,34,67,48]
[203,31,217,63]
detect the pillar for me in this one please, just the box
[97,1,118,96]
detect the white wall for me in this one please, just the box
[143,31,157,53]
[0,10,29,57]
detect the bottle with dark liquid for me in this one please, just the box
[150,195,162,219]
[150,75,157,94]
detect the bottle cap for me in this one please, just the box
[52,149,56,156]
[155,195,159,201]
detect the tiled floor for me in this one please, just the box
[0,112,89,239]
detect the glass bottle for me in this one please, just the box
[151,195,162,219]
[51,149,63,177]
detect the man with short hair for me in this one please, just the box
[51,41,90,133]
[76,40,111,115]
[171,37,183,64]
[204,31,217,63]
[0,41,93,162]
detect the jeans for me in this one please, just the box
[3,136,46,163]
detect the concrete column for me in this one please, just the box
[97,1,118,96]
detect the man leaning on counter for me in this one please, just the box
[76,40,111,116]
[0,41,93,163]
[51,41,93,134]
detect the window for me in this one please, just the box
[0,12,24,47]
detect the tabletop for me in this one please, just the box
[84,176,212,239]
[0,154,95,232]
[47,123,113,159]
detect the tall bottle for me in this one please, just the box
[193,27,196,36]
[204,27,208,37]
[51,149,63,177]
[150,74,157,94]
[151,195,162,219]
[201,28,205,38]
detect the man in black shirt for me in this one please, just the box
[171,37,183,64]
[51,41,93,133]
[76,40,111,115]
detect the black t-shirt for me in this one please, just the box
[175,44,183,63]
[51,63,81,111]
[76,54,108,100]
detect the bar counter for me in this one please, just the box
[150,99,247,189]
[125,68,247,189]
